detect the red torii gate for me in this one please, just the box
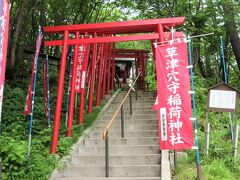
[43,17,185,153]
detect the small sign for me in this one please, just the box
[160,108,167,141]
[207,83,239,112]
[209,90,236,109]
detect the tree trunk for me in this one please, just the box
[222,1,240,78]
[7,0,27,76]
[204,43,213,77]
[40,0,46,53]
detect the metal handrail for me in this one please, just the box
[102,73,141,140]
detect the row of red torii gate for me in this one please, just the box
[43,17,185,153]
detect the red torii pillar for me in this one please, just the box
[143,54,147,91]
[88,33,97,114]
[111,43,115,90]
[51,30,69,153]
[102,43,107,100]
[107,43,111,94]
[67,31,79,137]
[96,43,104,106]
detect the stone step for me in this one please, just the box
[76,145,160,156]
[61,165,161,178]
[88,130,158,139]
[109,104,154,110]
[101,113,156,119]
[83,137,159,146]
[96,119,158,126]
[103,110,155,117]
[71,154,161,166]
[100,112,158,121]
[114,95,155,98]
[51,91,165,180]
[107,106,154,112]
[113,98,155,102]
[116,97,156,101]
[111,102,154,106]
[92,124,158,131]
[103,109,157,115]
[105,108,156,115]
[109,102,154,110]
[113,100,155,104]
[55,177,160,180]
[117,91,156,94]
[117,93,156,97]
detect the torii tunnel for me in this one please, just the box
[43,17,185,153]
[114,49,149,91]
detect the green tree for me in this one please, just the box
[6,0,121,79]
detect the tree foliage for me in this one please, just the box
[113,0,240,81]
[7,0,122,79]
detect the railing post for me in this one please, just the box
[105,132,109,177]
[121,105,124,138]
[135,82,138,100]
[129,91,132,115]
[174,150,177,168]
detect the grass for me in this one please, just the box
[0,78,116,179]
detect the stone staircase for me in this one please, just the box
[51,91,164,180]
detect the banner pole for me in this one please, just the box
[65,47,73,127]
[27,27,42,158]
[220,36,233,141]
[233,114,238,158]
[46,55,51,128]
[204,111,210,155]
[187,37,202,180]
[220,36,227,83]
